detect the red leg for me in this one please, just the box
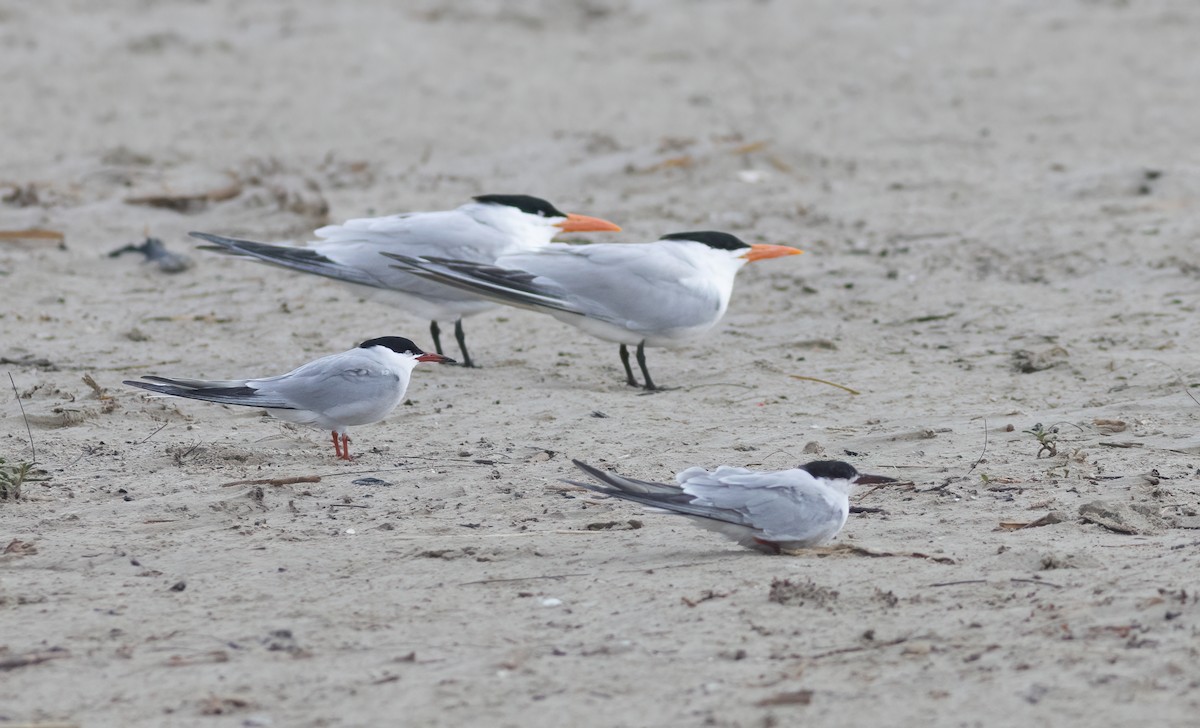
[331,431,342,459]
[754,537,783,555]
[340,434,352,461]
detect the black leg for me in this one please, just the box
[429,320,444,356]
[618,344,638,387]
[454,319,475,368]
[635,341,658,391]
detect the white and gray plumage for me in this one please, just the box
[564,459,895,553]
[189,195,620,368]
[123,336,453,460]
[384,231,802,390]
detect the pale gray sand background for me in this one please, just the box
[3,1,1200,726]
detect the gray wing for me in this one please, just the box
[563,460,764,529]
[247,349,402,416]
[190,232,385,288]
[389,243,729,335]
[123,377,296,410]
[315,208,519,260]
[568,459,690,495]
[501,244,728,332]
[383,253,586,315]
[678,467,839,540]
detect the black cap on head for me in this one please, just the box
[473,194,567,219]
[659,231,750,251]
[799,460,861,481]
[359,336,425,355]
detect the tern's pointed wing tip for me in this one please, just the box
[569,459,607,479]
[559,477,610,496]
[188,231,249,250]
[122,378,173,396]
[188,231,227,244]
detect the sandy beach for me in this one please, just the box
[3,1,1200,726]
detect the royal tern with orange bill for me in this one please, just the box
[190,195,620,367]
[384,231,801,390]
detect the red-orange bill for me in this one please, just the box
[556,213,622,233]
[744,244,803,261]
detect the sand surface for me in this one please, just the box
[3,1,1200,726]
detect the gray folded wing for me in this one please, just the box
[249,357,402,418]
[567,461,841,541]
[123,377,296,409]
[383,253,584,316]
[190,232,385,288]
[678,467,841,540]
[564,459,763,530]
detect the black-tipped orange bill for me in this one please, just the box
[855,473,897,485]
[743,244,803,262]
[417,353,456,364]
[556,213,622,233]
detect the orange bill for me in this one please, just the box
[556,213,622,233]
[743,244,803,262]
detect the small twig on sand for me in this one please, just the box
[686,382,756,391]
[916,481,951,493]
[929,578,1063,589]
[809,636,909,660]
[324,457,505,479]
[139,421,170,444]
[0,649,68,671]
[81,373,109,399]
[1009,577,1063,588]
[750,448,802,467]
[164,650,229,667]
[390,528,626,543]
[790,543,889,557]
[966,417,987,476]
[9,372,36,463]
[615,560,722,573]
[855,481,914,501]
[220,475,321,488]
[792,544,956,563]
[175,441,202,463]
[789,374,860,395]
[849,505,887,514]
[459,573,589,586]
